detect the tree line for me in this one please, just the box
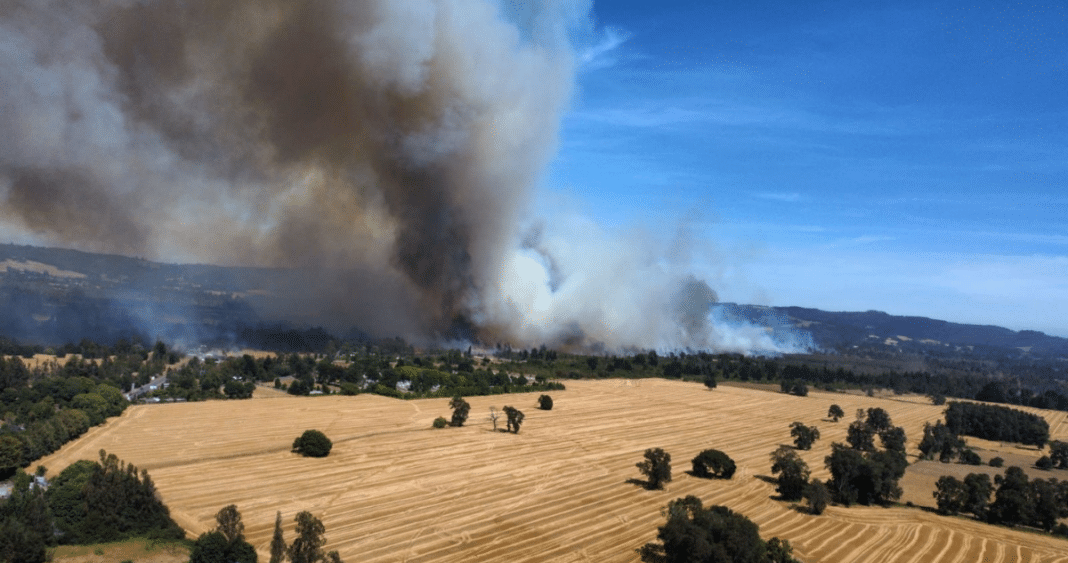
[1,450,183,563]
[943,401,1050,447]
[934,467,1068,536]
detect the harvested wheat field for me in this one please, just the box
[39,379,1068,562]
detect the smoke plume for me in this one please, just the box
[0,0,805,353]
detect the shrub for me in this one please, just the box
[989,457,1004,468]
[1036,455,1053,470]
[959,449,982,466]
[292,430,332,458]
[432,417,447,429]
[538,394,553,410]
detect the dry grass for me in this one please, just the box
[38,379,1068,562]
[51,538,189,563]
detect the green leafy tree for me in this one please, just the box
[637,496,799,563]
[864,408,892,433]
[0,434,22,475]
[1049,440,1068,469]
[934,476,966,515]
[214,504,245,544]
[989,466,1031,527]
[292,430,332,458]
[449,396,470,427]
[269,511,287,563]
[959,448,982,466]
[636,448,672,490]
[878,427,907,454]
[789,422,820,451]
[537,394,553,410]
[191,532,237,563]
[827,404,845,422]
[691,449,736,479]
[962,473,993,519]
[803,479,831,515]
[846,420,875,452]
[770,446,810,501]
[503,406,524,433]
[0,469,54,563]
[1035,455,1053,470]
[918,421,966,462]
[824,443,906,507]
[288,512,326,563]
[1029,478,1060,531]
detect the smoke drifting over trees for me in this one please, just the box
[0,0,804,353]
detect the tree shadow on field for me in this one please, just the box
[754,474,792,501]
[754,474,777,485]
[626,477,660,491]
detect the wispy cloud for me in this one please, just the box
[578,26,631,70]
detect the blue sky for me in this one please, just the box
[543,0,1068,336]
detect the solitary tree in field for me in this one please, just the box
[488,407,501,431]
[449,396,470,427]
[637,448,672,490]
[828,404,845,422]
[538,394,553,410]
[504,406,524,433]
[293,430,332,457]
[691,449,736,479]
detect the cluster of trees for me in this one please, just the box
[917,420,985,465]
[766,408,908,511]
[943,402,1050,447]
[443,397,527,434]
[47,450,184,543]
[190,505,345,563]
[934,467,1068,535]
[636,448,737,487]
[1,357,131,475]
[637,496,800,563]
[1,450,183,563]
[190,505,258,563]
[824,409,908,506]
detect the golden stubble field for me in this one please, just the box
[39,379,1068,563]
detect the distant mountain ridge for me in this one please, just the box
[718,303,1068,359]
[0,243,1065,357]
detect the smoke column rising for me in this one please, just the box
[0,0,806,353]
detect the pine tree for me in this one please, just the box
[270,511,287,563]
